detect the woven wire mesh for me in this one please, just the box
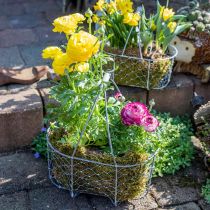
[47,139,157,206]
[47,73,157,206]
[107,45,177,90]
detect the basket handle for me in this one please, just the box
[121,11,143,59]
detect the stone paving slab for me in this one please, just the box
[0,16,10,30]
[0,191,28,210]
[151,177,200,207]
[19,42,59,67]
[0,46,24,68]
[0,29,38,48]
[33,26,66,43]
[198,199,210,210]
[23,0,60,14]
[158,202,200,210]
[29,187,92,210]
[0,3,26,16]
[0,152,50,195]
[0,151,209,210]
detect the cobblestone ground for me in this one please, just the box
[0,150,209,210]
[0,0,66,69]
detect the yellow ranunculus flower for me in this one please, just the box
[52,13,85,35]
[162,8,174,21]
[116,0,133,14]
[67,30,100,62]
[52,53,72,75]
[53,16,77,35]
[92,14,100,23]
[123,12,140,26]
[107,1,117,14]
[167,21,177,32]
[94,0,105,11]
[75,62,89,73]
[71,13,85,23]
[42,46,63,59]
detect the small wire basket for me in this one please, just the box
[46,72,158,206]
[105,26,178,90]
[107,45,177,90]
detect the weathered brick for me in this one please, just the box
[119,85,147,104]
[8,13,48,29]
[149,74,194,116]
[192,77,210,104]
[0,46,24,68]
[39,88,59,115]
[0,29,38,48]
[0,89,43,152]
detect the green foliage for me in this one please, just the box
[151,112,194,177]
[139,2,191,53]
[32,131,47,158]
[202,179,210,203]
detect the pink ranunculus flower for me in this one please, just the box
[121,102,149,126]
[114,92,125,102]
[141,115,159,132]
[114,92,122,100]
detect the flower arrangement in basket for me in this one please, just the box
[92,0,191,89]
[42,13,160,206]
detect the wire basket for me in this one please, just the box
[47,137,157,206]
[46,73,158,206]
[106,45,177,90]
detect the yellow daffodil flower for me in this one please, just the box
[42,46,63,59]
[94,0,105,11]
[99,20,105,25]
[92,14,100,23]
[167,21,177,32]
[107,1,117,14]
[52,53,72,75]
[67,30,100,62]
[162,8,174,21]
[123,12,140,26]
[116,0,133,14]
[75,62,90,73]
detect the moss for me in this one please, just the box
[49,128,151,202]
[105,47,172,89]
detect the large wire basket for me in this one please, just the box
[46,73,158,206]
[106,45,177,90]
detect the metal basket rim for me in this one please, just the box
[106,45,178,62]
[47,130,158,168]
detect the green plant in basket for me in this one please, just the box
[93,0,191,89]
[42,12,162,203]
